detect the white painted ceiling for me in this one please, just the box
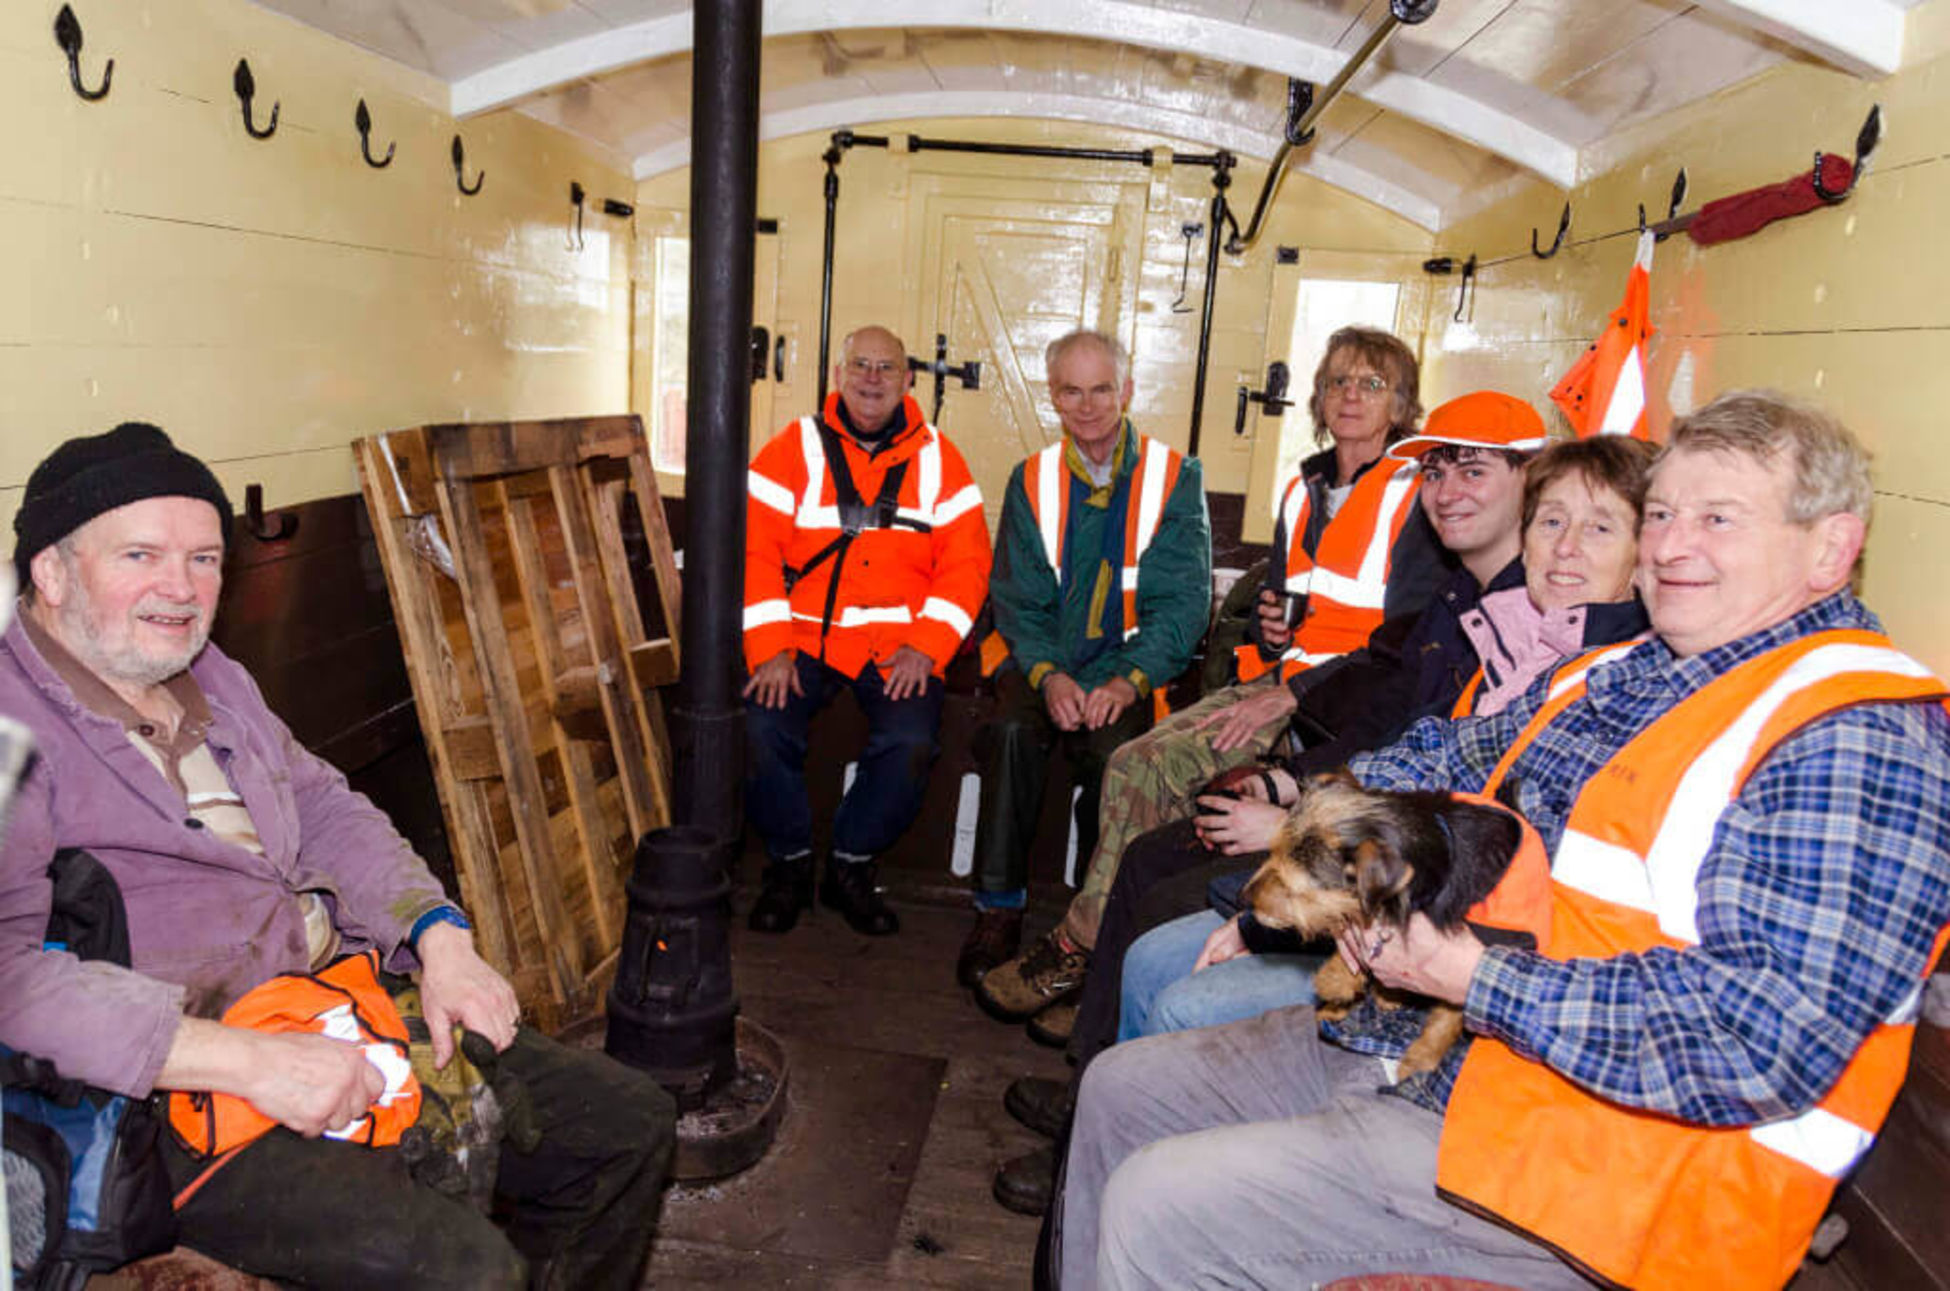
[246,0,1922,229]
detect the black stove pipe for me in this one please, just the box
[672,0,761,848]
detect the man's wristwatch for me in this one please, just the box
[407,904,472,951]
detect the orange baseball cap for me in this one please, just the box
[1389,391,1551,459]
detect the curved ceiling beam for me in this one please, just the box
[629,90,1446,231]
[453,0,1579,188]
[1690,0,1905,78]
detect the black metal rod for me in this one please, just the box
[842,131,1226,169]
[1187,156,1235,457]
[676,0,761,848]
[817,147,839,404]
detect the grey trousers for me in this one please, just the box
[1056,1004,1592,1290]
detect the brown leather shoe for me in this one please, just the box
[992,1143,1057,1216]
[1026,999,1077,1048]
[957,908,1024,988]
[1002,1075,1075,1139]
[977,930,1089,1022]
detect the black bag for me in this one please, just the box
[4,849,177,1290]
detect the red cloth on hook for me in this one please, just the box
[1687,154,1856,247]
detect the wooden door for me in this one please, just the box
[907,172,1148,522]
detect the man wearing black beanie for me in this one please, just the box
[1,425,674,1288]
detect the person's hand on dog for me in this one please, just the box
[1197,684,1297,752]
[1042,672,1087,731]
[1192,794,1287,854]
[1082,676,1139,730]
[1336,914,1485,1007]
[1255,588,1293,651]
[1192,916,1250,972]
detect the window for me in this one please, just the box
[1275,278,1401,486]
[649,235,690,473]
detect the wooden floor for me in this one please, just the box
[642,862,1072,1290]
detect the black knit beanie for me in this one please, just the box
[12,422,233,589]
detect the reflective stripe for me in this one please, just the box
[1131,440,1172,556]
[824,605,914,628]
[743,599,791,630]
[920,596,975,638]
[1119,569,1141,591]
[1552,829,1658,915]
[1277,475,1314,596]
[1306,566,1387,610]
[1033,442,1065,573]
[1890,980,1923,1027]
[1641,644,1934,942]
[1599,349,1647,437]
[796,417,829,522]
[1275,648,1344,669]
[1749,1107,1875,1179]
[916,432,942,519]
[748,470,795,515]
[1547,640,1638,701]
[934,482,983,525]
[1319,462,1421,609]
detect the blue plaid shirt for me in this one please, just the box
[1350,592,1950,1125]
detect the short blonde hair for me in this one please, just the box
[1664,390,1872,526]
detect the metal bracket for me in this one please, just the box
[1284,80,1317,148]
[907,333,982,423]
[568,181,586,251]
[1235,361,1293,435]
[1170,223,1202,313]
[1531,202,1571,259]
[243,484,298,542]
[1813,104,1882,202]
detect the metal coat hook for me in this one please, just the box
[53,5,112,102]
[1453,254,1477,323]
[1169,222,1202,313]
[1813,104,1882,202]
[451,135,484,196]
[1284,79,1317,147]
[1531,202,1571,259]
[354,99,394,168]
[568,181,586,250]
[243,484,298,542]
[233,59,279,140]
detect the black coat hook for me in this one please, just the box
[568,181,586,250]
[1531,202,1571,259]
[1453,254,1477,323]
[53,5,112,102]
[452,135,484,196]
[354,99,394,168]
[233,59,279,140]
[243,484,298,542]
[1813,104,1882,202]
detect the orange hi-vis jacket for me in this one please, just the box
[1235,456,1423,682]
[168,952,421,1157]
[743,393,991,679]
[1437,629,1950,1291]
[1019,433,1185,641]
[1451,791,1553,948]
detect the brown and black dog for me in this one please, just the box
[1239,772,1529,1076]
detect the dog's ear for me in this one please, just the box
[1351,837,1413,922]
[1422,800,1526,926]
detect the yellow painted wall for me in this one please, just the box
[636,117,1434,518]
[0,0,633,541]
[1415,43,1950,676]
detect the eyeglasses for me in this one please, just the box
[845,358,903,379]
[1326,374,1390,399]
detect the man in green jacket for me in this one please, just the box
[956,330,1211,996]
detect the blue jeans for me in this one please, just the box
[1118,910,1322,1042]
[744,652,943,861]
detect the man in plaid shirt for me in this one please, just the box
[1054,391,1950,1290]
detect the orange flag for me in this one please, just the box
[1550,231,1656,440]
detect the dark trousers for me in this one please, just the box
[1067,818,1255,1072]
[164,1028,675,1290]
[744,653,944,861]
[970,670,1153,901]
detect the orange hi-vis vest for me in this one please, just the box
[1450,791,1553,948]
[1437,629,1950,1291]
[1447,637,1643,720]
[168,952,421,1157]
[1019,432,1184,643]
[744,394,989,679]
[1235,457,1423,683]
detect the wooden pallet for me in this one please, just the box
[354,416,682,1029]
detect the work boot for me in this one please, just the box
[956,908,1024,988]
[747,854,813,933]
[1002,1075,1075,1139]
[821,856,900,935]
[1026,999,1077,1049]
[992,1143,1058,1216]
[977,929,1089,1022]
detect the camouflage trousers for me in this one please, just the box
[1058,681,1289,949]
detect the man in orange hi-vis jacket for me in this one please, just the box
[742,325,991,937]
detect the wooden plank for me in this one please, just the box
[435,469,588,1015]
[628,641,681,690]
[426,416,640,479]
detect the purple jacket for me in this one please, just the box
[0,616,449,1096]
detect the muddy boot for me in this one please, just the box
[977,929,1089,1022]
[957,908,1024,988]
[748,853,813,933]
